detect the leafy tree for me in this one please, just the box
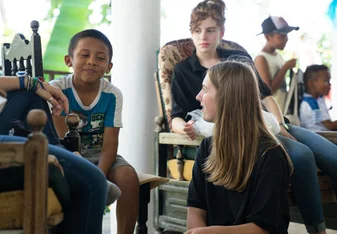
[43,0,92,72]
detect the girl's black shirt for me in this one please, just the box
[171,48,272,120]
[187,137,291,234]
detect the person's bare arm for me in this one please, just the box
[321,120,337,131]
[184,223,269,234]
[254,56,273,90]
[262,96,296,140]
[52,115,68,138]
[1,76,68,115]
[255,56,296,93]
[98,127,119,176]
[187,207,207,230]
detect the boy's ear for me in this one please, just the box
[106,62,113,74]
[64,55,72,67]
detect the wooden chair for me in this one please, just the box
[0,109,63,234]
[1,20,169,234]
[1,21,43,77]
[154,38,337,233]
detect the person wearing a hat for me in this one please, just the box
[254,16,299,111]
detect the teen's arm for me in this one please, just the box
[255,56,295,93]
[98,127,119,176]
[184,223,268,234]
[1,76,68,115]
[187,207,207,229]
[254,56,273,91]
[52,115,68,138]
[321,120,337,130]
[171,66,197,139]
[262,96,296,140]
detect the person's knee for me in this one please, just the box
[109,166,139,191]
[288,145,317,173]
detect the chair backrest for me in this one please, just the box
[0,109,48,234]
[156,38,246,130]
[1,20,43,77]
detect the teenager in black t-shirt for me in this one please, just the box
[172,1,337,233]
[185,61,292,234]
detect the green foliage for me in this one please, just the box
[43,0,111,72]
[316,33,332,68]
[43,0,92,71]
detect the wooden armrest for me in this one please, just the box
[158,132,204,146]
[137,173,169,190]
[316,131,337,144]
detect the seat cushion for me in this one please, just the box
[0,188,62,229]
[0,164,70,207]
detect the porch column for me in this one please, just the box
[109,0,161,233]
[331,29,337,120]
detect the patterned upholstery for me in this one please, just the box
[157,38,246,130]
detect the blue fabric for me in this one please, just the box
[277,124,337,232]
[0,135,107,234]
[302,96,320,110]
[0,90,60,145]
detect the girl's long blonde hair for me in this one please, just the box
[203,61,293,192]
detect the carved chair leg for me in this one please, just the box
[176,145,185,181]
[137,182,150,234]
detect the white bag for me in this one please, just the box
[0,95,7,114]
[187,109,214,137]
[187,109,280,137]
[262,110,280,135]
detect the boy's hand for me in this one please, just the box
[284,58,297,70]
[183,120,197,140]
[36,82,69,115]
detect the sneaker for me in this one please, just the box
[106,180,121,206]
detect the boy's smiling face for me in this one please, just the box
[64,37,112,84]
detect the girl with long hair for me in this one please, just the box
[186,61,293,234]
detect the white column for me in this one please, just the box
[330,29,337,120]
[109,0,161,233]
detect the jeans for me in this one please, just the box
[277,124,337,233]
[0,135,107,234]
[0,90,60,145]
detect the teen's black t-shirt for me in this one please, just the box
[171,48,272,120]
[187,137,290,234]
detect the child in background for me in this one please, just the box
[50,29,139,234]
[254,16,299,111]
[300,64,336,131]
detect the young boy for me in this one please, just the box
[299,64,335,131]
[254,16,299,111]
[50,29,139,234]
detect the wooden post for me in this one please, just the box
[23,109,48,234]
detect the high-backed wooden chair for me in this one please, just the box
[1,21,43,77]
[154,38,337,233]
[1,20,169,234]
[0,108,64,234]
